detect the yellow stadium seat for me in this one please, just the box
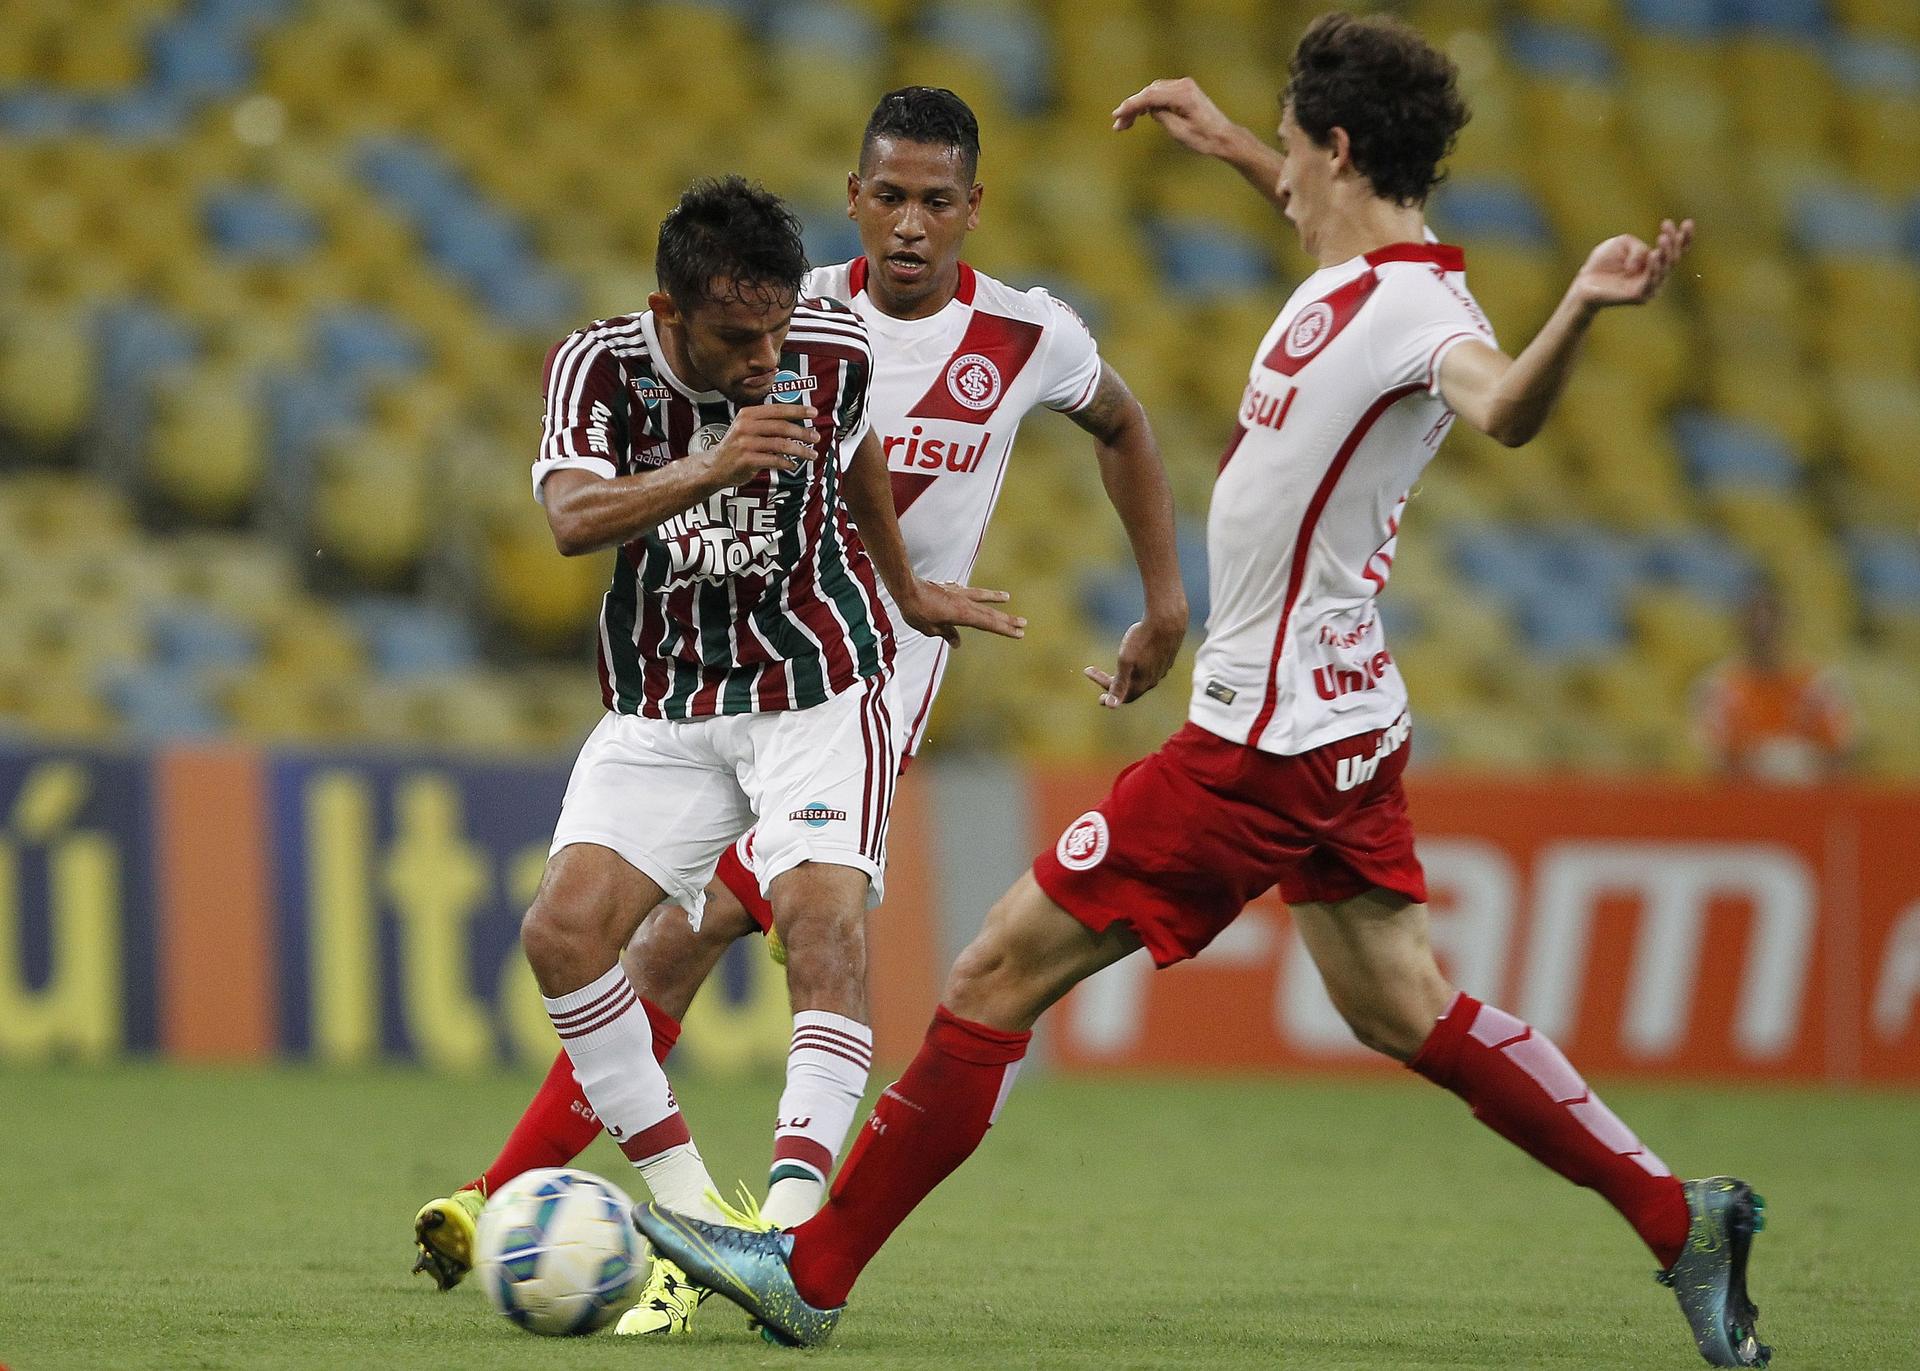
[1815,257,1920,379]
[1841,93,1920,197]
[480,511,611,652]
[1827,0,1920,45]
[1703,356,1825,456]
[1830,376,1920,527]
[1723,37,1839,158]
[0,304,93,446]
[1582,298,1698,407]
[312,432,431,586]
[1630,588,1738,695]
[145,364,267,521]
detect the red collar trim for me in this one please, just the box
[1363,242,1465,271]
[846,257,976,306]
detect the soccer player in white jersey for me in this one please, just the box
[412,89,1189,1329]
[639,17,1769,1369]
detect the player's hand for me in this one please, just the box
[1111,78,1240,159]
[1083,613,1184,709]
[1572,218,1695,309]
[698,403,819,487]
[899,580,1025,647]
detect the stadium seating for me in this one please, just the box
[0,0,1914,776]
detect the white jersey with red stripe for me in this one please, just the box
[1188,241,1495,757]
[805,258,1103,753]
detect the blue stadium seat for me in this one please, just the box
[203,185,322,261]
[923,4,1052,115]
[1829,35,1920,94]
[147,605,261,673]
[146,15,253,103]
[480,269,579,335]
[1642,532,1759,603]
[94,301,199,455]
[1430,179,1556,248]
[1079,515,1210,638]
[797,205,863,273]
[1846,530,1920,610]
[261,370,365,495]
[1623,0,1729,38]
[1150,220,1272,297]
[349,599,482,677]
[92,91,190,142]
[1793,184,1904,255]
[1671,410,1801,489]
[101,669,224,739]
[311,308,425,381]
[0,87,88,137]
[766,1,884,59]
[1725,0,1829,38]
[1505,22,1617,83]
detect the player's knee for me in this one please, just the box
[943,927,1037,1029]
[1334,993,1435,1062]
[520,901,572,976]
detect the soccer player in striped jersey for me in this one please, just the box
[637,18,1766,1369]
[412,92,1191,1329]
[410,175,1026,1302]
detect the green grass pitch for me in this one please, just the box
[2,1064,1914,1369]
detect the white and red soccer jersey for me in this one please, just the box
[806,258,1103,752]
[1188,241,1495,757]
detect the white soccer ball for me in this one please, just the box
[473,1167,646,1336]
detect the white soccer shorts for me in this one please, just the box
[550,673,900,927]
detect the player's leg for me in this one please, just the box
[635,871,1137,1345]
[1292,890,1691,1265]
[519,842,729,1221]
[1294,890,1769,1365]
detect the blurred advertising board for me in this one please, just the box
[0,739,1914,1083]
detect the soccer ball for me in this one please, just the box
[473,1167,646,1336]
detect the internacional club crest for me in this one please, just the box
[1285,302,1335,359]
[1055,811,1110,872]
[945,352,1003,411]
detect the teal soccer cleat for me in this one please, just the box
[631,1202,844,1348]
[1659,1176,1770,1367]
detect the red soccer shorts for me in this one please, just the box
[1032,718,1428,967]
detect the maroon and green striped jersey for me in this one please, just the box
[533,300,894,719]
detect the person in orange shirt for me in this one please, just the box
[1695,578,1853,781]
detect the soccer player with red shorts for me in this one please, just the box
[412,89,1190,1329]
[639,17,1769,1369]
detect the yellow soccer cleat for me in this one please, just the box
[614,1255,710,1335]
[766,924,788,966]
[613,1185,774,1336]
[411,1187,486,1291]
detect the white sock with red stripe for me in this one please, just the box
[542,966,722,1221]
[763,1010,873,1228]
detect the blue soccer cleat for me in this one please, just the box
[1659,1176,1771,1367]
[631,1200,844,1348]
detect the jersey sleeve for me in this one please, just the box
[833,314,876,470]
[1032,289,1103,413]
[533,331,627,504]
[1367,271,1497,399]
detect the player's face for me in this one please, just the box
[1275,105,1336,254]
[849,137,982,317]
[655,282,797,406]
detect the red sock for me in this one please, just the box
[472,998,682,1195]
[716,838,775,934]
[1410,992,1689,1269]
[788,1005,1029,1307]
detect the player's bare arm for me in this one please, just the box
[1439,218,1695,447]
[840,428,1026,646]
[1112,77,1288,209]
[540,402,821,555]
[1065,363,1188,708]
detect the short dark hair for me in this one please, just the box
[1285,13,1468,207]
[859,86,980,181]
[655,176,808,312]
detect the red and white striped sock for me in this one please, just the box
[1410,991,1690,1268]
[762,1011,874,1228]
[543,966,718,1219]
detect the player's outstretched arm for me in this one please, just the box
[1439,218,1695,448]
[841,430,1026,647]
[1067,364,1188,708]
[1112,77,1288,210]
[542,403,821,554]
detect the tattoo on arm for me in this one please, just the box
[1066,364,1136,444]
